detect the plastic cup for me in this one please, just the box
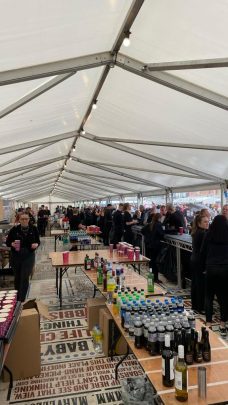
[179,227,184,235]
[109,244,114,255]
[62,251,69,264]
[14,240,21,251]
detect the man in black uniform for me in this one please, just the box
[103,204,113,246]
[111,203,124,247]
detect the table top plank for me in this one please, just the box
[49,249,150,267]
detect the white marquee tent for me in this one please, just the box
[0,0,228,205]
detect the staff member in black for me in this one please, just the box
[6,213,40,302]
[123,203,137,245]
[111,203,124,247]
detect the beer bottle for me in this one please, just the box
[194,331,203,363]
[185,332,193,365]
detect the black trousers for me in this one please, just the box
[190,260,205,312]
[123,230,134,245]
[37,219,46,236]
[11,252,35,302]
[110,230,123,247]
[205,264,228,323]
[145,246,160,282]
[103,223,112,246]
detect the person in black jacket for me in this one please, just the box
[6,213,40,302]
[103,204,113,246]
[141,213,164,282]
[190,214,209,313]
[69,209,86,231]
[123,203,138,245]
[200,215,228,337]
[110,203,124,247]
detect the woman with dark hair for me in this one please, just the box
[190,214,209,313]
[141,213,164,282]
[200,215,228,337]
[123,203,137,245]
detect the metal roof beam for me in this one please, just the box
[81,133,223,182]
[83,161,199,178]
[0,142,54,169]
[0,52,112,85]
[93,136,228,152]
[72,156,164,189]
[0,156,66,177]
[0,131,76,156]
[65,169,143,184]
[116,54,228,111]
[0,73,75,119]
[63,172,138,192]
[145,57,228,71]
[0,175,56,193]
[0,169,58,187]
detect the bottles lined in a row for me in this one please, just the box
[162,337,188,401]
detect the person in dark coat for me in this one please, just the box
[123,203,138,245]
[200,215,228,337]
[190,214,209,313]
[141,213,164,282]
[103,204,113,246]
[110,203,124,247]
[37,205,46,236]
[69,209,86,231]
[6,213,40,302]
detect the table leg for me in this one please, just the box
[4,365,13,401]
[115,346,129,380]
[59,267,63,307]
[176,246,182,288]
[56,268,59,293]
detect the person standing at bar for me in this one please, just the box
[200,215,228,337]
[123,203,137,245]
[111,203,124,247]
[6,212,40,302]
[141,213,164,282]
[190,214,209,313]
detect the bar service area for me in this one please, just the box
[0,1,228,404]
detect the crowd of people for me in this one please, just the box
[9,202,228,336]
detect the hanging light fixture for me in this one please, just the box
[92,99,98,110]
[123,31,131,47]
[80,128,85,135]
[73,145,76,152]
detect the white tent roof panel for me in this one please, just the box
[0,68,103,147]
[0,0,132,70]
[122,0,228,62]
[85,67,228,146]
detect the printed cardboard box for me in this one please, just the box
[87,297,106,331]
[3,299,49,381]
[100,308,128,357]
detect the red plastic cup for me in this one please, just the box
[63,251,69,264]
[135,248,140,260]
[179,227,184,235]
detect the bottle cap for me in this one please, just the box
[178,345,184,358]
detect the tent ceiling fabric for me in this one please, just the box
[0,0,227,202]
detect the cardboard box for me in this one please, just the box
[87,297,106,331]
[3,299,49,381]
[100,308,128,357]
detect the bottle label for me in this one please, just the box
[134,327,142,336]
[175,370,182,390]
[158,332,165,342]
[162,358,174,379]
[144,328,148,338]
[148,332,157,342]
[203,351,210,361]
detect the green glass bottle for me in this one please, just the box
[147,268,154,293]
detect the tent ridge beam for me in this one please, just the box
[93,136,228,152]
[116,54,228,111]
[145,57,228,71]
[82,133,224,182]
[0,131,77,156]
[0,52,113,85]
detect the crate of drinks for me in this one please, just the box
[87,225,100,233]
[0,290,20,341]
[69,230,91,244]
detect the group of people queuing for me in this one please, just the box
[190,204,228,337]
